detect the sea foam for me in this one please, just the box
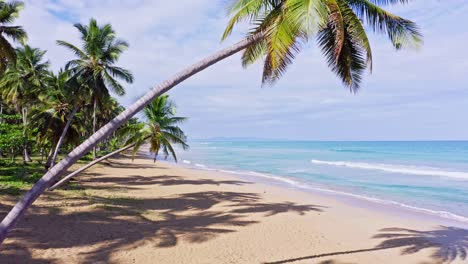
[180,161,468,224]
[311,159,468,180]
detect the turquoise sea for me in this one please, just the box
[172,141,468,225]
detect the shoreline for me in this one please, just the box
[1,154,467,263]
[168,159,468,228]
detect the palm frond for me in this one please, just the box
[105,65,134,83]
[222,0,277,40]
[102,70,125,96]
[0,25,26,43]
[261,6,305,84]
[56,40,88,59]
[348,0,422,49]
[0,1,24,24]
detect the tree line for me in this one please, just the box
[0,3,188,170]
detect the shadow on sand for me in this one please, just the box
[0,172,324,264]
[83,174,253,187]
[265,226,468,264]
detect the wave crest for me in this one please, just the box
[311,160,468,180]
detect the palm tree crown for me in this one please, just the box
[0,45,49,110]
[130,95,189,162]
[223,0,422,90]
[57,18,134,100]
[0,0,27,72]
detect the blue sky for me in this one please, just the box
[17,0,468,140]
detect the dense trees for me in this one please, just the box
[57,19,134,160]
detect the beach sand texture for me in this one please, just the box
[0,154,466,264]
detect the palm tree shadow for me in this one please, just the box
[265,226,468,264]
[230,201,325,216]
[78,174,252,188]
[0,243,52,264]
[374,226,468,263]
[0,190,325,263]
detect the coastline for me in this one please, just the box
[172,159,468,228]
[1,154,466,263]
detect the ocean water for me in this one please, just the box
[172,141,468,224]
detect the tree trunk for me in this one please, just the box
[0,33,262,244]
[40,148,44,162]
[0,102,3,123]
[93,99,97,160]
[22,107,32,163]
[44,147,55,169]
[49,141,141,191]
[49,106,79,168]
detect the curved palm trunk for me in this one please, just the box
[22,107,32,162]
[0,33,262,244]
[48,106,79,169]
[49,140,141,191]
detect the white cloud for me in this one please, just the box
[15,0,468,140]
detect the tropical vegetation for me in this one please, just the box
[0,0,422,244]
[128,95,189,162]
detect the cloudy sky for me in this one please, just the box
[17,0,468,140]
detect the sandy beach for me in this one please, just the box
[0,154,466,264]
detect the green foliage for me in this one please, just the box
[0,45,50,106]
[0,115,23,159]
[129,95,189,162]
[0,159,43,195]
[0,0,28,72]
[57,18,133,104]
[223,0,422,90]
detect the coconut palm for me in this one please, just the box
[0,45,49,162]
[46,70,81,168]
[0,1,423,243]
[128,95,188,163]
[0,0,27,73]
[31,70,83,169]
[57,18,134,159]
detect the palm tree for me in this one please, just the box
[57,18,134,160]
[0,0,27,73]
[50,97,188,191]
[30,70,83,169]
[0,45,49,162]
[0,1,422,243]
[129,95,188,162]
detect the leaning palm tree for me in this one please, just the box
[0,45,49,162]
[57,18,134,159]
[129,95,189,163]
[0,0,423,243]
[0,0,27,73]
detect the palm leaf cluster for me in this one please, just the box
[57,19,134,101]
[0,45,49,110]
[128,95,189,162]
[0,0,27,72]
[223,0,422,90]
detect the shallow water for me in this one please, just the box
[171,141,468,224]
